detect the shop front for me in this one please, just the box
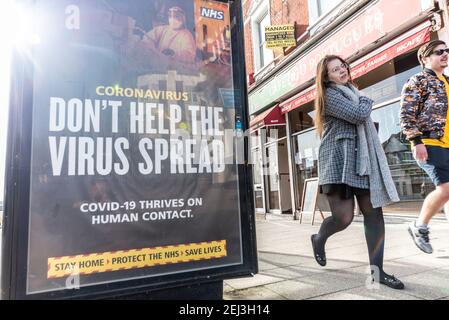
[250,106,292,215]
[248,0,444,217]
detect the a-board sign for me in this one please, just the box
[299,178,327,225]
[1,0,257,299]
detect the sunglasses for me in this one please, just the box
[431,48,449,56]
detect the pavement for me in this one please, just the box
[224,213,449,300]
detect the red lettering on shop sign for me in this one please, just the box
[286,0,427,88]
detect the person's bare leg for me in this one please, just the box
[417,183,449,225]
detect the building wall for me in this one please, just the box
[242,0,255,77]
[269,0,309,60]
[242,0,309,79]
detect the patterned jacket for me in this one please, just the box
[318,86,373,188]
[400,68,449,146]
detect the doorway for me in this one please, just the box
[265,137,292,214]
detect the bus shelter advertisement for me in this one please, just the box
[26,0,244,294]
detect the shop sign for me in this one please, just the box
[280,23,431,114]
[249,0,431,115]
[264,24,296,49]
[280,88,316,114]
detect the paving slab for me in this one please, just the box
[309,286,422,300]
[259,265,325,280]
[257,251,311,267]
[224,287,285,300]
[264,270,365,300]
[225,273,284,290]
[398,269,449,300]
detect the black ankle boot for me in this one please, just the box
[311,234,326,266]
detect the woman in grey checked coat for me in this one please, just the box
[310,55,404,289]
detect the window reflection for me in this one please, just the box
[371,102,434,211]
[361,65,420,105]
[293,129,320,208]
[250,130,260,149]
[289,102,315,134]
[266,125,286,142]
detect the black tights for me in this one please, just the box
[314,192,385,273]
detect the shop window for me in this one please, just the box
[252,148,262,185]
[292,128,320,208]
[251,145,264,211]
[355,51,420,105]
[370,101,433,212]
[265,125,286,142]
[254,190,264,209]
[250,130,260,149]
[288,102,315,134]
[358,64,420,105]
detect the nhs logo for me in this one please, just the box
[201,7,224,20]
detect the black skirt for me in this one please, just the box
[320,184,370,199]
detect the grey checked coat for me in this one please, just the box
[317,86,374,188]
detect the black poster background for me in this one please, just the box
[26,0,243,294]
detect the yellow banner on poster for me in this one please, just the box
[265,24,296,49]
[47,240,227,279]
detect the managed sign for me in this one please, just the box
[264,25,296,49]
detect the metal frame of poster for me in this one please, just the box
[1,0,257,299]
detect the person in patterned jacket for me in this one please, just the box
[400,40,449,254]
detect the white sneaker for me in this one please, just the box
[407,222,433,254]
